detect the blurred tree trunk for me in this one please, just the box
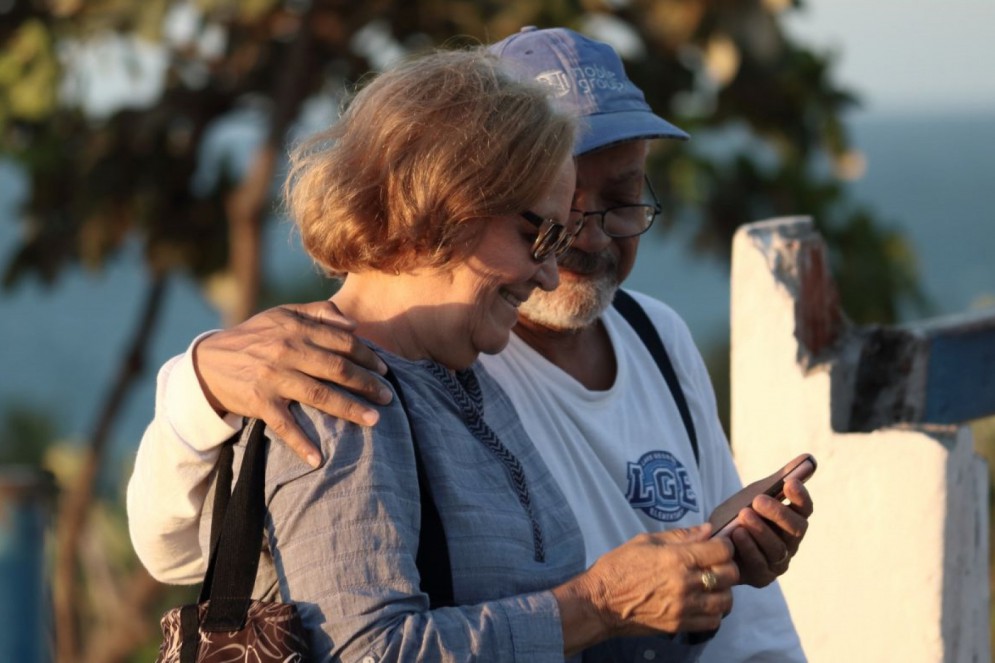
[224,7,317,327]
[225,149,271,327]
[53,275,167,663]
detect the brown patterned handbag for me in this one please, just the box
[155,419,310,662]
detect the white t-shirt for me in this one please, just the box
[480,290,805,662]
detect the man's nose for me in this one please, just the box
[569,212,612,253]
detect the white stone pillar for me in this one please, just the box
[730,217,989,663]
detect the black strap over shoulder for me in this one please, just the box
[612,289,700,465]
[200,418,268,631]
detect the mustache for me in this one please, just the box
[556,248,617,274]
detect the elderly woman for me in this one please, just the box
[130,48,736,661]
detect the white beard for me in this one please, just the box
[518,249,620,332]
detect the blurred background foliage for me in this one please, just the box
[0,0,935,661]
[1,0,926,322]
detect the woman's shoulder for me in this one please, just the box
[258,354,433,492]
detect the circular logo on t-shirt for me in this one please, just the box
[625,450,698,522]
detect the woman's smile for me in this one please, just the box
[499,286,528,310]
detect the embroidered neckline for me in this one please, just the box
[428,364,545,563]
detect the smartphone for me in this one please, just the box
[707,453,817,538]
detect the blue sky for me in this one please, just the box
[784,1,995,114]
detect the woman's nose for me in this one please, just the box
[534,253,560,292]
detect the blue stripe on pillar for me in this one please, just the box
[924,326,995,423]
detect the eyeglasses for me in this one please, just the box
[519,209,585,262]
[573,175,662,238]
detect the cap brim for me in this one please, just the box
[575,110,690,156]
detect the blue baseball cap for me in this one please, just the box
[489,26,689,156]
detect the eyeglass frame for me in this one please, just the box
[519,209,586,262]
[572,175,662,239]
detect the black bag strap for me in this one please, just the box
[204,430,239,582]
[612,289,700,465]
[383,368,455,609]
[200,418,268,631]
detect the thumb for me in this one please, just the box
[287,299,358,329]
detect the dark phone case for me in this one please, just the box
[707,453,816,535]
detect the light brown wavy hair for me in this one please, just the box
[285,48,576,276]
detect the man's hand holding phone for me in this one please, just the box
[708,454,816,588]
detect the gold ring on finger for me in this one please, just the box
[700,569,718,592]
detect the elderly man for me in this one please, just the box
[129,27,811,661]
